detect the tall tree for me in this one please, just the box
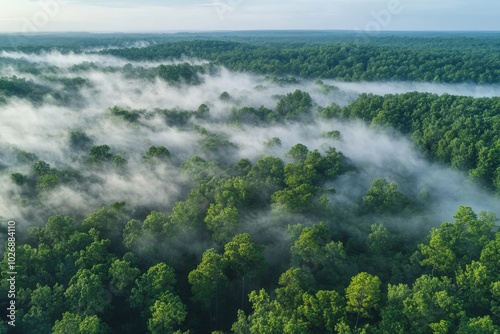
[298,290,346,333]
[52,312,109,334]
[345,272,381,328]
[130,263,176,317]
[147,293,187,334]
[64,268,111,316]
[223,234,265,308]
[420,206,497,276]
[188,248,227,326]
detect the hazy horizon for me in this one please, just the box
[2,29,500,34]
[1,0,499,33]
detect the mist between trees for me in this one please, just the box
[0,36,499,333]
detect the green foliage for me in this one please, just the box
[197,127,238,160]
[123,219,143,249]
[86,145,113,164]
[188,248,227,310]
[298,290,346,333]
[82,202,127,237]
[181,155,219,184]
[419,206,497,276]
[64,268,111,316]
[276,268,315,310]
[69,129,93,151]
[270,76,299,85]
[247,155,285,188]
[291,222,329,268]
[143,211,169,234]
[367,224,393,255]
[32,160,51,176]
[84,145,126,167]
[345,272,381,326]
[230,106,273,124]
[291,222,349,287]
[109,259,140,296]
[219,91,231,101]
[155,108,196,127]
[38,174,59,190]
[0,76,50,103]
[458,316,499,334]
[11,172,27,185]
[154,63,205,85]
[264,137,282,149]
[270,90,313,122]
[273,183,318,214]
[144,145,171,161]
[40,215,77,243]
[378,283,412,333]
[197,103,210,117]
[147,293,187,334]
[52,313,110,334]
[205,204,239,243]
[112,155,127,167]
[17,150,39,164]
[223,233,265,279]
[456,261,491,316]
[270,145,346,215]
[480,233,500,281]
[362,178,409,214]
[21,284,65,334]
[339,92,500,192]
[243,289,287,333]
[292,225,345,278]
[491,282,500,323]
[230,158,252,177]
[202,176,253,242]
[105,39,500,84]
[130,262,177,316]
[287,144,309,162]
[169,199,203,230]
[6,34,500,334]
[109,105,142,122]
[321,129,341,139]
[403,275,463,333]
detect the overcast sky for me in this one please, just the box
[0,0,498,33]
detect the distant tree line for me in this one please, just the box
[104,40,500,84]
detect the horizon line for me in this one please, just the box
[1,29,500,35]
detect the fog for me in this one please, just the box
[323,80,500,99]
[212,119,500,226]
[82,40,155,52]
[1,49,499,230]
[0,50,207,69]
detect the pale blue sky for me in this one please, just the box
[0,0,498,33]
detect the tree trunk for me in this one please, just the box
[215,280,219,328]
[241,276,245,309]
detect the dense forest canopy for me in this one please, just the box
[103,40,500,84]
[0,32,499,333]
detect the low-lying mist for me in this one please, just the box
[323,80,500,99]
[0,50,207,69]
[1,49,499,232]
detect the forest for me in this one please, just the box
[0,32,499,333]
